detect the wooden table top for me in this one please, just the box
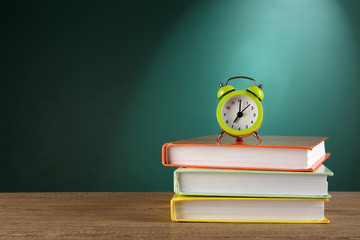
[0,192,359,239]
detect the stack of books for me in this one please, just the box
[162,135,333,223]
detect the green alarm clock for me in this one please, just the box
[216,76,264,142]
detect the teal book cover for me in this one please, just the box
[174,165,333,198]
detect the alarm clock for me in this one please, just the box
[216,76,264,142]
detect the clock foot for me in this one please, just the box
[216,130,226,141]
[236,137,243,142]
[253,131,262,143]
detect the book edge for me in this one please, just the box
[170,196,330,223]
[174,164,333,175]
[171,218,330,223]
[164,135,329,150]
[171,194,330,201]
[174,191,331,199]
[164,153,330,172]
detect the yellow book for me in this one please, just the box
[170,194,330,223]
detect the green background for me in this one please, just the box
[2,0,360,192]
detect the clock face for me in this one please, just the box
[221,94,259,131]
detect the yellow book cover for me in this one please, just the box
[170,194,329,223]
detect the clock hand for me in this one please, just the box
[233,116,239,123]
[234,103,251,125]
[233,112,244,123]
[241,104,250,113]
[233,100,242,123]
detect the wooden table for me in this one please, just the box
[0,192,358,239]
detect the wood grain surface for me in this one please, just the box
[0,192,358,239]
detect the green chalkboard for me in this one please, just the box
[2,0,360,192]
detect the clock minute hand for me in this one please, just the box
[241,104,250,113]
[233,112,244,123]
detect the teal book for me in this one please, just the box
[174,165,333,198]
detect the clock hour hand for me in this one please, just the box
[233,100,242,123]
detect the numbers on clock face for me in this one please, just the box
[221,95,259,131]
